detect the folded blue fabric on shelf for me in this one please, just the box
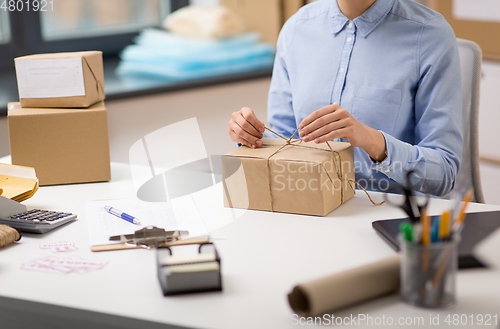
[116,29,275,80]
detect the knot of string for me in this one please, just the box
[264,126,384,207]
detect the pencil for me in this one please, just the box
[421,209,430,272]
[421,209,430,245]
[439,210,451,240]
[454,189,473,229]
[433,245,453,288]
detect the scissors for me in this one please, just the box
[384,170,429,223]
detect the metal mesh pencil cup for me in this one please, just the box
[399,235,459,308]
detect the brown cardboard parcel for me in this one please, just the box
[8,102,111,186]
[15,51,105,108]
[221,0,306,45]
[222,138,355,216]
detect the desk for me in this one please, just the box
[1,160,500,329]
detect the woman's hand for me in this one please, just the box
[298,104,387,161]
[228,107,265,149]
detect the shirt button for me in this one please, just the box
[348,22,353,28]
[384,169,390,173]
[339,68,344,73]
[347,37,352,42]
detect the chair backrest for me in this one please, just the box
[445,38,484,202]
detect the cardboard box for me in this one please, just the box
[15,51,105,108]
[222,138,355,216]
[221,0,306,45]
[8,102,111,186]
[283,0,307,23]
[427,0,500,61]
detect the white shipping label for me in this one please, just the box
[453,0,500,22]
[0,163,37,179]
[15,58,86,98]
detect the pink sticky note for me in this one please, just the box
[21,261,71,275]
[40,241,78,253]
[22,256,108,275]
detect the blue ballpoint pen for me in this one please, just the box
[104,206,141,225]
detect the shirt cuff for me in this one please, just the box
[371,131,411,182]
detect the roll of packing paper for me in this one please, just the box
[0,224,21,248]
[288,254,400,316]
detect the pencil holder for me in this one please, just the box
[399,235,459,308]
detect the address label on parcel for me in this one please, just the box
[15,58,86,99]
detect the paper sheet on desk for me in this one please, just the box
[86,196,208,246]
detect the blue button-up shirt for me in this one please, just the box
[265,0,462,196]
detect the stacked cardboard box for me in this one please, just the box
[221,0,309,45]
[427,0,500,61]
[9,51,111,186]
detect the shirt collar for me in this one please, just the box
[329,0,395,37]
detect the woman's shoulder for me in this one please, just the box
[390,0,445,26]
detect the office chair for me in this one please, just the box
[444,38,484,203]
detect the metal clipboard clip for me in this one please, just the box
[92,227,209,252]
[109,226,185,249]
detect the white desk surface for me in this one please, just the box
[1,160,500,329]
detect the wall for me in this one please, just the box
[105,77,271,163]
[478,61,500,162]
[477,60,500,205]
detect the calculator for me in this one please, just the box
[0,209,77,234]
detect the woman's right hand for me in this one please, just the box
[228,107,265,149]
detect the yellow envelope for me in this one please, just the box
[0,163,39,202]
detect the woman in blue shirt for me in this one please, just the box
[227,0,462,196]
